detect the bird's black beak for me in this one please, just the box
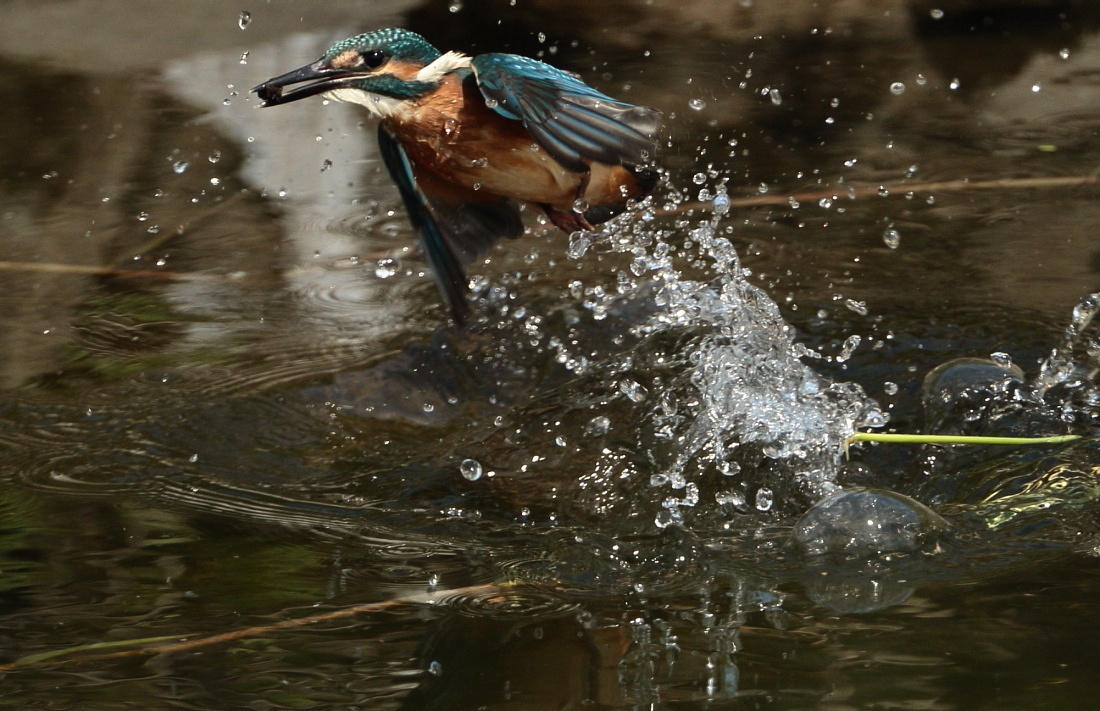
[251,61,360,107]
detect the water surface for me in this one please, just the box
[2,1,1100,708]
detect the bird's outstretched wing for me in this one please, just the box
[377,124,523,324]
[470,54,660,173]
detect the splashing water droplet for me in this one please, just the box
[889,82,905,96]
[207,150,221,164]
[688,98,706,111]
[882,228,901,249]
[835,334,862,363]
[567,232,591,260]
[320,158,333,172]
[769,88,782,105]
[755,487,774,511]
[460,458,483,481]
[584,415,610,437]
[572,198,589,213]
[428,660,443,676]
[239,51,249,65]
[619,379,648,403]
[375,257,399,279]
[844,299,868,316]
[448,0,463,12]
[238,11,251,30]
[172,160,189,174]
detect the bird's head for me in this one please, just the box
[252,29,469,116]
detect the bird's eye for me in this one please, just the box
[362,49,387,69]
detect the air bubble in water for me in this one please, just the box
[755,487,774,511]
[889,82,905,95]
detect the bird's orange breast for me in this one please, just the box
[385,73,643,211]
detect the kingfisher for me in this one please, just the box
[253,28,661,323]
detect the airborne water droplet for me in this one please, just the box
[238,11,251,30]
[460,458,483,481]
[584,415,610,437]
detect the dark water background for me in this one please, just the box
[3,1,1100,708]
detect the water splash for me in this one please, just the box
[1034,291,1100,402]
[621,190,883,526]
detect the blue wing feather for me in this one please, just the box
[377,124,470,323]
[377,124,523,323]
[471,53,660,172]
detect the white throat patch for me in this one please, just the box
[416,51,471,83]
[323,87,408,120]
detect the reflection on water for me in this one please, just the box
[2,0,1100,708]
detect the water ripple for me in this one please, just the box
[435,585,579,619]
